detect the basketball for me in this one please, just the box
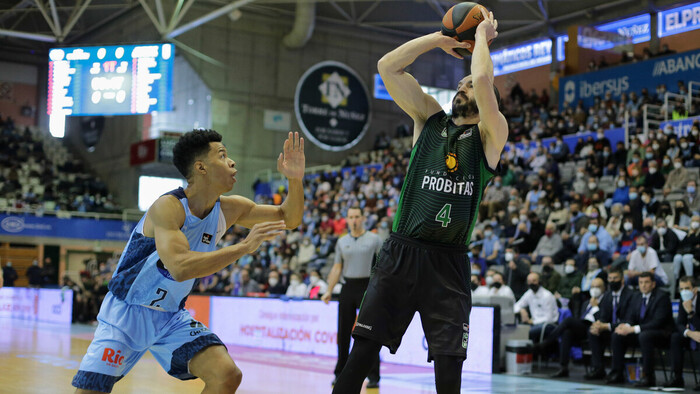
[441,2,492,56]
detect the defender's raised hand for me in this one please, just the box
[277,131,305,180]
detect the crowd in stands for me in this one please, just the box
[4,58,700,386]
[0,114,120,213]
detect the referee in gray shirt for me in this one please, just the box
[323,206,382,388]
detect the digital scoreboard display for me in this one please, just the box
[48,43,173,116]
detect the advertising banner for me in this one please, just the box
[560,48,700,108]
[658,2,700,37]
[0,287,73,324]
[210,297,496,372]
[659,115,700,137]
[294,61,371,151]
[0,214,135,241]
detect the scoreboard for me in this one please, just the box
[48,43,174,116]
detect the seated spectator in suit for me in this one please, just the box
[504,248,531,300]
[627,236,669,286]
[539,256,561,295]
[555,259,583,302]
[673,215,700,280]
[536,277,606,378]
[574,235,611,271]
[531,222,563,265]
[586,268,634,380]
[650,217,679,262]
[514,272,559,344]
[665,276,700,390]
[606,272,673,387]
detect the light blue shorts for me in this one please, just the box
[71,293,224,393]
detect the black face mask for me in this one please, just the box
[644,226,653,232]
[529,284,540,293]
[609,281,622,292]
[492,282,503,289]
[543,265,553,273]
[470,282,479,291]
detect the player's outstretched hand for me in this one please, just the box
[244,221,286,253]
[321,291,332,304]
[475,8,498,42]
[434,32,472,59]
[278,131,305,180]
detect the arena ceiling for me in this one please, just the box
[0,0,688,55]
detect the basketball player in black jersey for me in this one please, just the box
[332,9,506,394]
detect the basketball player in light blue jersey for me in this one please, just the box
[72,129,305,393]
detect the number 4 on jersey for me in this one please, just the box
[435,204,452,227]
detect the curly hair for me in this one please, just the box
[172,129,223,179]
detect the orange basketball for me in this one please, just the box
[441,2,491,56]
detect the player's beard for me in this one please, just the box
[451,92,478,119]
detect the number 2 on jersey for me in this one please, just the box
[149,288,168,307]
[435,204,452,227]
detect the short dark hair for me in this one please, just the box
[608,267,623,277]
[680,276,696,287]
[172,129,223,179]
[639,271,654,281]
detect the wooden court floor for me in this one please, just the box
[0,318,648,393]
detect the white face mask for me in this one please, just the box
[310,276,320,285]
[511,218,519,225]
[589,287,602,298]
[519,215,528,222]
[485,276,494,286]
[658,227,667,235]
[564,265,575,274]
[675,162,682,169]
[648,167,657,174]
[623,222,633,231]
[290,279,300,286]
[692,222,700,230]
[588,182,597,190]
[505,252,514,262]
[268,278,279,287]
[554,202,561,209]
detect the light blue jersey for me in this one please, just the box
[73,187,229,393]
[109,187,227,312]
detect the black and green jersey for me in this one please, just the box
[392,110,497,246]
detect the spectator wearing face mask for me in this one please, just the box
[536,277,607,378]
[515,272,559,343]
[683,180,700,215]
[480,224,502,265]
[664,157,695,193]
[575,235,612,272]
[638,189,660,219]
[266,271,287,296]
[650,217,679,262]
[556,259,583,301]
[627,236,668,286]
[644,161,665,190]
[504,248,531,300]
[578,216,615,255]
[531,222,563,265]
[617,216,639,257]
[476,272,516,303]
[673,216,700,280]
[581,257,605,293]
[473,269,495,296]
[586,268,635,380]
[665,276,700,390]
[612,176,630,205]
[673,200,692,230]
[306,269,328,299]
[286,273,307,298]
[539,256,561,294]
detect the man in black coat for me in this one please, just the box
[606,272,673,387]
[664,276,700,390]
[503,247,531,301]
[585,268,635,380]
[536,277,606,378]
[650,217,679,262]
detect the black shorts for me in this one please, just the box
[353,233,471,361]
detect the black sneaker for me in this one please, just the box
[367,380,379,389]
